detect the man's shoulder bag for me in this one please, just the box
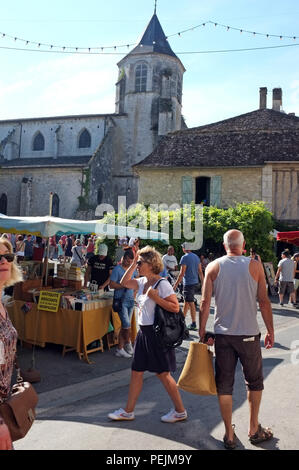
[0,361,38,442]
[153,278,188,351]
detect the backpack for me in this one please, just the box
[153,278,188,351]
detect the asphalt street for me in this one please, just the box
[13,296,299,451]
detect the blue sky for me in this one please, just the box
[0,0,298,127]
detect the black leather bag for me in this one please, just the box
[153,279,188,351]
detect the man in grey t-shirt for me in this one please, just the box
[275,250,296,306]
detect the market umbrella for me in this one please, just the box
[0,214,169,241]
[276,231,299,246]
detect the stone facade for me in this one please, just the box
[0,166,83,217]
[135,167,262,208]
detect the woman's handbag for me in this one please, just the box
[177,342,217,395]
[153,279,188,351]
[0,365,38,441]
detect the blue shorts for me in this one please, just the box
[118,299,135,329]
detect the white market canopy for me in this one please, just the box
[0,214,169,242]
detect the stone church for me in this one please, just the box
[0,12,185,218]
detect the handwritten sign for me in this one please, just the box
[37,291,61,313]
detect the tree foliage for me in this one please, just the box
[95,201,276,264]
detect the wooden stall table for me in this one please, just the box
[7,298,116,364]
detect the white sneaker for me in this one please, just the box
[115,348,132,358]
[124,343,134,355]
[108,408,135,421]
[161,408,187,423]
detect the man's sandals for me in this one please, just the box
[249,424,273,445]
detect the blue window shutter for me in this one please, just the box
[181,176,193,205]
[210,176,222,207]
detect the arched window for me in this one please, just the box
[135,64,147,92]
[78,129,91,148]
[33,132,45,151]
[52,193,59,217]
[97,187,103,205]
[0,194,7,215]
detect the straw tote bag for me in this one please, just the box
[177,342,217,395]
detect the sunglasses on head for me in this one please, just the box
[0,253,15,263]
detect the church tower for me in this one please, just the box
[115,12,186,168]
[90,12,186,211]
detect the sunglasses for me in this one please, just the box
[136,260,145,266]
[0,253,15,263]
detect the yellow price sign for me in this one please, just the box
[37,291,62,313]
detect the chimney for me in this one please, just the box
[259,87,267,109]
[272,88,282,111]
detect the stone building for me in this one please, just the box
[134,88,299,225]
[0,12,185,218]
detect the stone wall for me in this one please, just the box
[135,167,262,207]
[0,167,83,218]
[272,163,299,222]
[0,115,108,161]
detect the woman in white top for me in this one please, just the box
[108,246,187,424]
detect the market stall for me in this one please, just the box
[0,214,168,363]
[276,231,299,246]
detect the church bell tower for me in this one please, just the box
[115,11,186,167]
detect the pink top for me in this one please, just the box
[0,311,17,400]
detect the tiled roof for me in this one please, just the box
[135,108,299,168]
[0,156,91,168]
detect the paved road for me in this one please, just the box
[14,298,299,451]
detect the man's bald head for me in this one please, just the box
[223,229,244,250]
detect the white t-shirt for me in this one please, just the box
[162,254,178,271]
[136,277,174,326]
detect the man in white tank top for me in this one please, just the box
[199,230,274,449]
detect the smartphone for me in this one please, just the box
[203,331,215,343]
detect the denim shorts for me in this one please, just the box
[117,299,135,329]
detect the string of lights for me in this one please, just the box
[0,19,298,54]
[0,42,298,55]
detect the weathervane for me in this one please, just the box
[154,0,157,14]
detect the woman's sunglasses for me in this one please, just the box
[136,260,145,266]
[0,253,15,263]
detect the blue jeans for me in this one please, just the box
[118,299,135,329]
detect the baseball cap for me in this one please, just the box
[129,237,137,247]
[98,243,108,256]
[118,237,128,246]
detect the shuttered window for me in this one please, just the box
[210,176,222,207]
[181,176,193,205]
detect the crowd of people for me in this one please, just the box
[1,228,299,449]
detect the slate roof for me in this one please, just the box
[127,13,178,59]
[135,108,299,168]
[0,156,91,168]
